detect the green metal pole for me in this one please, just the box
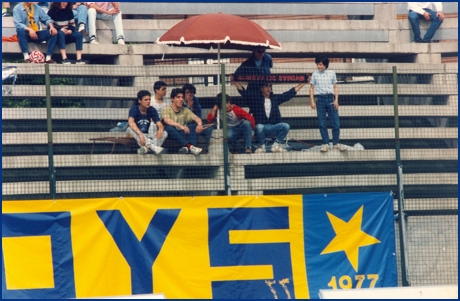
[221,64,231,195]
[393,66,410,286]
[45,64,56,199]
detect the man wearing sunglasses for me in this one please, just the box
[233,46,273,102]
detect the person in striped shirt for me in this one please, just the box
[48,2,85,64]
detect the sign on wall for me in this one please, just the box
[2,192,397,299]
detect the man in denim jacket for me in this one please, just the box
[13,2,58,63]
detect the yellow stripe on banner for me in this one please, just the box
[209,265,274,281]
[229,229,292,244]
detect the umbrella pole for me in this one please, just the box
[221,63,231,196]
[217,43,221,86]
[217,43,221,129]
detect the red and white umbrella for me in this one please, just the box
[156,12,281,62]
[157,13,281,131]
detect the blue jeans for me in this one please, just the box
[408,8,443,42]
[316,94,340,145]
[57,31,83,51]
[227,120,253,149]
[17,28,58,56]
[73,5,88,26]
[255,123,289,146]
[165,123,213,147]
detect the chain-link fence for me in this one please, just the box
[2,62,457,287]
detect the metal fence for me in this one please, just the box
[2,62,458,287]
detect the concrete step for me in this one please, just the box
[3,172,456,196]
[2,127,458,145]
[3,105,458,121]
[2,83,456,98]
[2,62,458,76]
[3,149,457,169]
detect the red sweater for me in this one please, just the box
[207,104,255,129]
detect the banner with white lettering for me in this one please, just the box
[2,193,397,299]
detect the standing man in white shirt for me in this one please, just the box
[407,2,444,43]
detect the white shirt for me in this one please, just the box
[407,2,443,15]
[264,98,271,118]
[151,98,171,117]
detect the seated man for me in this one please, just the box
[127,90,167,155]
[13,2,58,63]
[182,83,203,117]
[207,93,255,154]
[182,83,213,147]
[408,2,444,43]
[151,80,171,117]
[162,88,209,155]
[233,80,306,153]
[86,2,125,44]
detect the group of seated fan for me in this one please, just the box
[128,80,311,156]
[127,82,213,156]
[131,53,349,156]
[13,2,125,64]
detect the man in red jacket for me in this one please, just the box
[208,93,255,154]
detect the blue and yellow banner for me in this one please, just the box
[2,192,397,299]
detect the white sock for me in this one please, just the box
[46,55,51,61]
[23,53,29,60]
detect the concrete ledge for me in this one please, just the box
[2,128,457,145]
[2,41,458,61]
[118,2,377,16]
[6,171,451,195]
[3,17,457,33]
[3,105,458,120]
[2,83,454,98]
[2,62,457,76]
[231,173,458,191]
[2,178,225,195]
[4,149,457,169]
[3,17,456,44]
[395,198,458,211]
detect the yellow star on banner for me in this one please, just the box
[320,205,380,272]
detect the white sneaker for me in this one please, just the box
[149,144,164,155]
[189,145,202,155]
[78,23,86,34]
[89,38,99,44]
[320,144,330,152]
[254,146,266,153]
[178,147,189,154]
[137,146,148,154]
[271,142,287,153]
[117,38,125,45]
[334,143,348,151]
